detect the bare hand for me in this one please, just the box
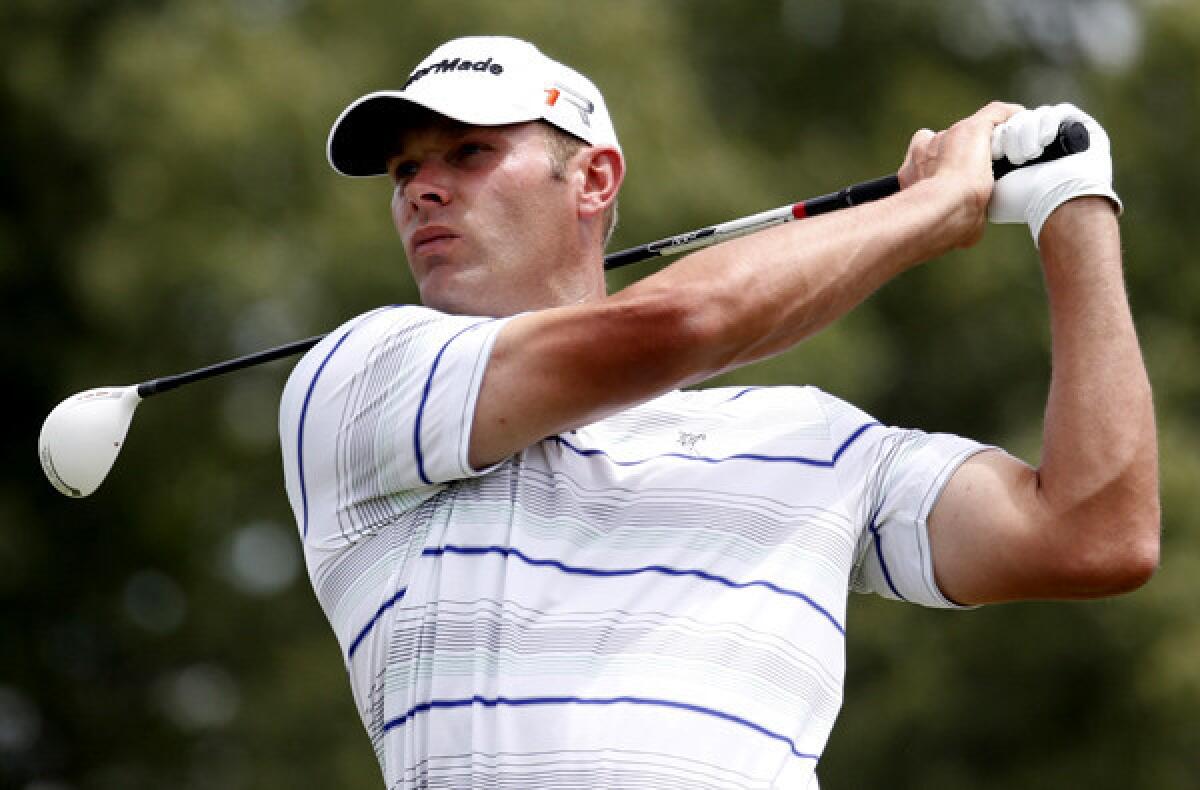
[897,101,1024,248]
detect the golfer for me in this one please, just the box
[279,36,1159,789]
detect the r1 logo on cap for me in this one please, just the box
[544,82,594,127]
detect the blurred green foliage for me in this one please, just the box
[3,0,1197,787]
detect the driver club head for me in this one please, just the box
[39,386,142,498]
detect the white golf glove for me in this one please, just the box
[988,103,1122,245]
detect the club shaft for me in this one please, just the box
[133,120,1089,396]
[137,334,328,397]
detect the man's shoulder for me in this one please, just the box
[278,305,428,409]
[284,304,494,377]
[322,303,453,346]
[278,303,512,425]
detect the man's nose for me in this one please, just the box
[404,162,452,208]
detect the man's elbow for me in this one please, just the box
[1115,507,1162,591]
[1091,532,1160,595]
[1064,504,1161,596]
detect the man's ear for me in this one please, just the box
[577,146,624,222]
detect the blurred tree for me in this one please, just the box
[4,0,1196,788]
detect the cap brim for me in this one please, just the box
[328,89,550,177]
[327,92,424,177]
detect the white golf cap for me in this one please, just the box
[327,36,621,177]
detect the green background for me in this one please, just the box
[4,1,1197,787]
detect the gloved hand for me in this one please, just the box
[988,103,1122,245]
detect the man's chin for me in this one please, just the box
[419,271,507,318]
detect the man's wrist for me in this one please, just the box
[903,176,987,255]
[1031,185,1122,247]
[1036,195,1120,252]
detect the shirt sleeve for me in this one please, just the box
[279,305,513,549]
[816,389,991,609]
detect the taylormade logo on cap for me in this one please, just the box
[327,36,620,177]
[403,56,505,89]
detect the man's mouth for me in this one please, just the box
[410,226,458,255]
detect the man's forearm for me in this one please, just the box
[618,176,973,377]
[1036,197,1160,587]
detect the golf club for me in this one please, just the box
[39,120,1089,498]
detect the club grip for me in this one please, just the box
[992,120,1090,180]
[802,174,901,218]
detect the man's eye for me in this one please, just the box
[392,162,418,182]
[455,143,486,160]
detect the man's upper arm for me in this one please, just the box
[926,447,1155,605]
[467,292,714,470]
[926,449,1056,605]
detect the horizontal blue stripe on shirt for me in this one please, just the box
[381,693,820,761]
[342,542,843,665]
[425,543,845,635]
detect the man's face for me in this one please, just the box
[386,117,582,316]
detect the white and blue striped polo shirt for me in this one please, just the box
[279,305,986,789]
